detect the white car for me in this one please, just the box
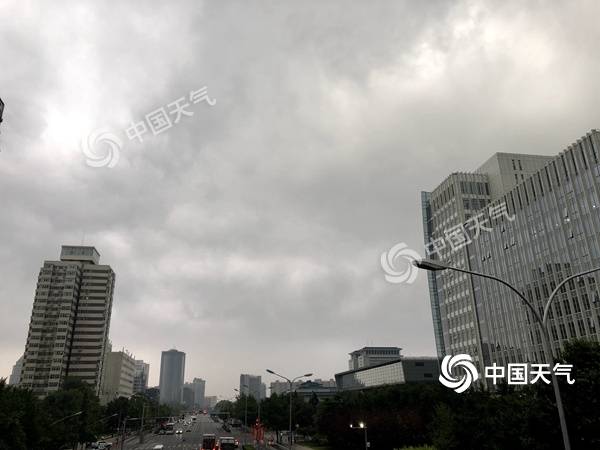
[152,446,164,450]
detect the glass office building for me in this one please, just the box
[335,357,439,391]
[422,130,600,371]
[470,130,600,366]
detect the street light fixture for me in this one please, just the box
[266,369,312,450]
[413,258,600,450]
[350,422,369,450]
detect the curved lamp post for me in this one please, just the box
[350,422,368,450]
[414,258,600,450]
[266,369,312,449]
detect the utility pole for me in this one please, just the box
[139,404,146,444]
[119,417,127,450]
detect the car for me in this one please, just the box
[176,429,183,434]
[201,433,217,450]
[93,442,112,449]
[158,429,165,435]
[218,436,238,450]
[186,428,192,432]
[152,445,164,450]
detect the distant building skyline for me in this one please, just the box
[239,373,263,400]
[133,359,150,393]
[159,349,186,405]
[192,377,206,408]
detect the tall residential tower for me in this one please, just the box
[19,246,115,397]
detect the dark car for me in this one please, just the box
[201,433,217,450]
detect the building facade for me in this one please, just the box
[183,383,195,409]
[19,246,115,397]
[8,355,24,385]
[421,154,554,371]
[335,357,440,391]
[239,374,263,400]
[133,359,150,393]
[422,131,600,371]
[204,395,218,409]
[192,378,206,408]
[100,350,135,404]
[348,347,403,370]
[159,349,186,405]
[470,131,600,366]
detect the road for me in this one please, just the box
[120,413,250,450]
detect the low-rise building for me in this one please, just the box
[335,357,440,391]
[100,350,136,404]
[348,347,403,370]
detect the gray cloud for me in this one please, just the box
[2,0,600,397]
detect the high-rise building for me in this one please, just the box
[159,349,186,405]
[8,355,24,385]
[239,374,262,400]
[260,382,267,400]
[133,359,150,393]
[348,347,402,370]
[192,378,206,408]
[422,132,600,371]
[183,383,195,409]
[19,246,115,397]
[100,350,136,404]
[204,395,218,409]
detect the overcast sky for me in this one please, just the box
[2,0,600,399]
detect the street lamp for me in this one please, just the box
[350,422,369,450]
[413,258,600,450]
[266,369,312,450]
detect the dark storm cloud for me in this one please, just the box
[2,0,600,396]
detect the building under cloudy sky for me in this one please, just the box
[2,1,600,397]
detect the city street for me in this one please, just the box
[121,414,250,450]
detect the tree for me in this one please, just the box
[0,378,44,450]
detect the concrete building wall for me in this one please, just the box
[100,350,135,404]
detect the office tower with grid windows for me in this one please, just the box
[421,153,554,371]
[468,131,600,368]
[19,246,115,397]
